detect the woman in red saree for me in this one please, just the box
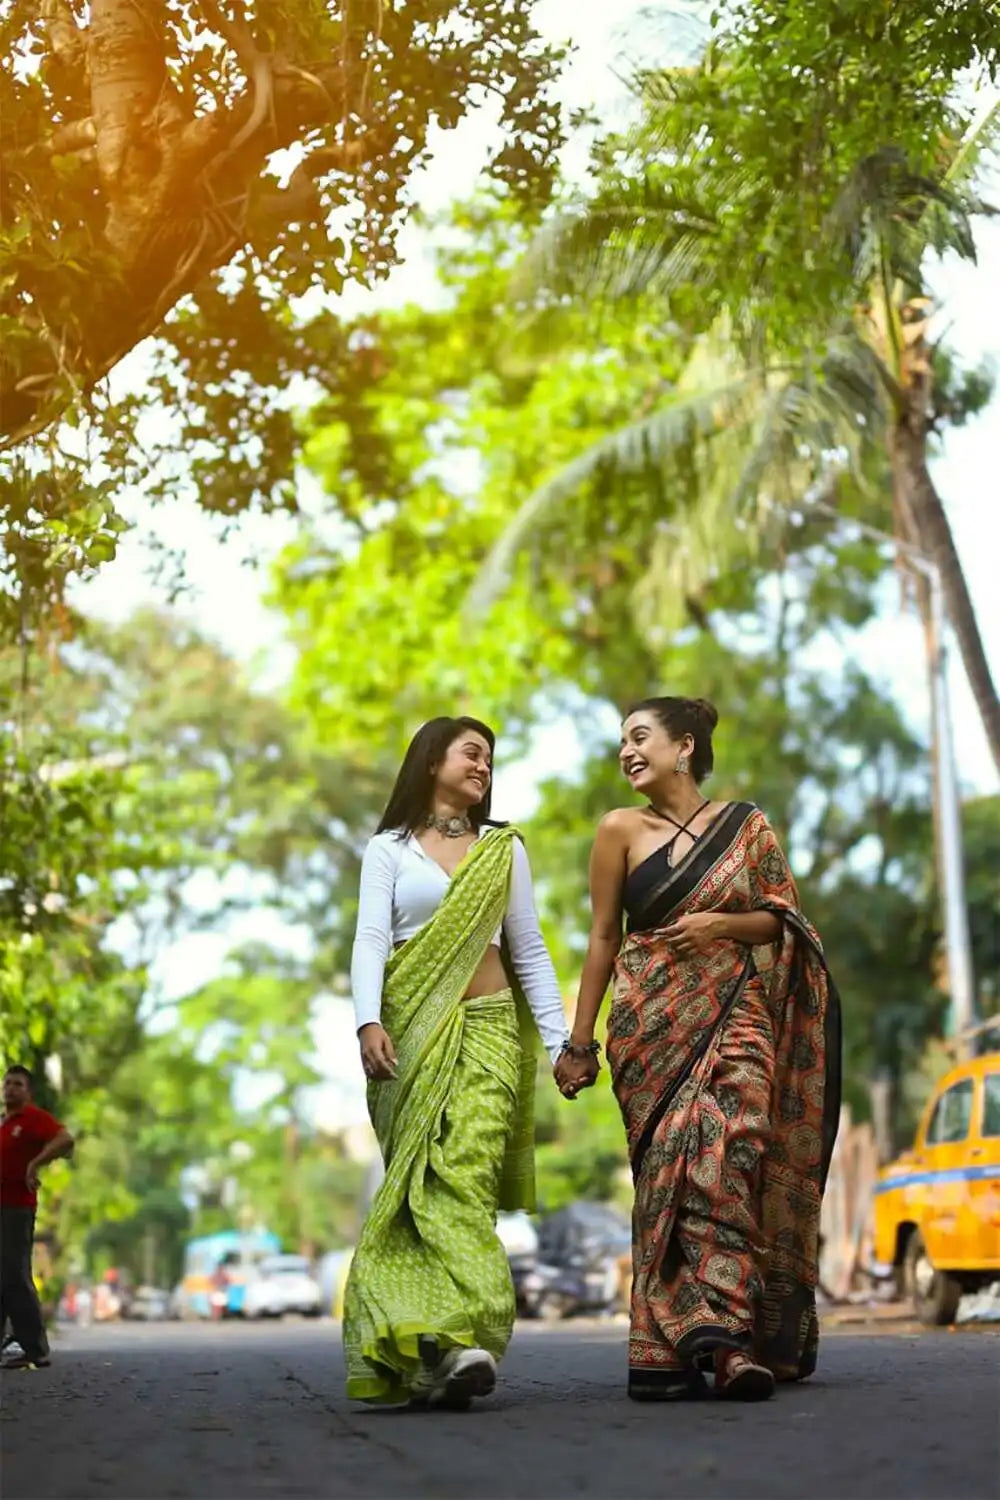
[557,696,841,1403]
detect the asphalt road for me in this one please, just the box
[2,1319,997,1500]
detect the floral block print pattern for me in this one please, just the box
[609,803,841,1387]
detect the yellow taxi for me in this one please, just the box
[873,1051,1000,1324]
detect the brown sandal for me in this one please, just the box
[714,1349,775,1402]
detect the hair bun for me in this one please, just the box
[693,698,719,730]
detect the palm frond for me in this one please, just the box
[466,360,769,617]
[935,98,1000,201]
[515,181,718,306]
[625,369,838,636]
[468,317,892,624]
[835,107,1000,302]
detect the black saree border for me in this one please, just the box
[626,1366,710,1401]
[624,800,757,934]
[756,900,843,1192]
[675,1324,751,1365]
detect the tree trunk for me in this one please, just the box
[890,392,1000,776]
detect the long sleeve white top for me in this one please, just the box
[350,829,569,1065]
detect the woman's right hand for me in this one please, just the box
[359,1023,397,1081]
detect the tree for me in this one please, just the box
[496,4,1000,769]
[0,603,373,1137]
[0,0,565,453]
[55,1006,367,1283]
[2,602,385,1041]
[273,202,960,1148]
[273,197,768,763]
[3,604,384,1278]
[0,1,568,659]
[58,1036,225,1288]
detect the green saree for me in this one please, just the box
[343,826,538,1404]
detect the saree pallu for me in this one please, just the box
[607,802,841,1392]
[343,827,539,1404]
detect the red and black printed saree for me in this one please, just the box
[607,802,841,1398]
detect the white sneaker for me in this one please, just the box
[440,1347,496,1407]
[411,1346,497,1410]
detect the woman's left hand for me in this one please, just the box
[664,911,721,959]
[554,1052,599,1100]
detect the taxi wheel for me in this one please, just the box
[904,1232,962,1326]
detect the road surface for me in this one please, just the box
[2,1319,997,1500]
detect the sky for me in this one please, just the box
[71,5,1000,1130]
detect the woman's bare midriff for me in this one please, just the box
[393,941,509,1000]
[462,945,509,999]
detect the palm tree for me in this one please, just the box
[851,127,1000,775]
[476,94,1000,774]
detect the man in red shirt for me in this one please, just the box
[1,1065,74,1370]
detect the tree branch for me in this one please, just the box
[42,0,88,73]
[1,0,557,453]
[50,119,98,156]
[194,0,277,164]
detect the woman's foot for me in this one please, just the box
[714,1349,775,1402]
[411,1343,497,1410]
[1,1351,51,1370]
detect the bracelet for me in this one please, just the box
[558,1039,601,1060]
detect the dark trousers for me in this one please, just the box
[0,1207,49,1360]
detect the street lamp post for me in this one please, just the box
[918,555,977,1053]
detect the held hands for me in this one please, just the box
[358,1022,397,1082]
[554,1045,600,1101]
[664,911,720,960]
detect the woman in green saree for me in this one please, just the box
[343,716,575,1409]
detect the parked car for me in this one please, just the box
[318,1249,355,1319]
[174,1231,281,1319]
[243,1255,323,1319]
[497,1211,539,1261]
[872,1051,1000,1324]
[126,1285,171,1321]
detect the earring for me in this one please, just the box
[675,754,690,775]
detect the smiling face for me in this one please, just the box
[619,710,694,791]
[432,729,493,811]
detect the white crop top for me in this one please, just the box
[350,830,569,1065]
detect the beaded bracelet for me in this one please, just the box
[558,1039,601,1060]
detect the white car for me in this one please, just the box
[243,1255,323,1319]
[497,1211,539,1260]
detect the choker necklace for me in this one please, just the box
[424,811,473,838]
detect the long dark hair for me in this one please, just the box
[376,716,497,837]
[625,696,719,783]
